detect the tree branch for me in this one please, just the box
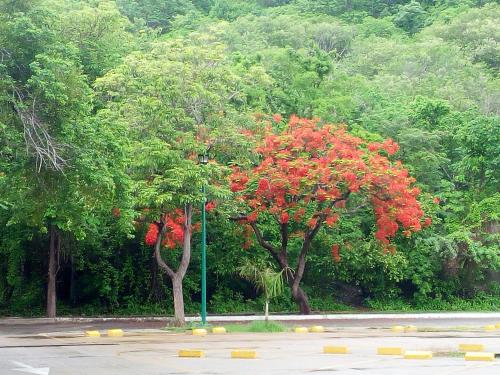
[248,222,280,260]
[177,203,192,279]
[154,223,175,279]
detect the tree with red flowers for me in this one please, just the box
[144,203,213,325]
[138,148,224,326]
[229,116,428,314]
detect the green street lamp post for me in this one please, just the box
[199,153,209,326]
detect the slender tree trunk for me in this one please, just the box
[264,299,269,321]
[70,255,76,305]
[47,225,58,318]
[172,275,185,326]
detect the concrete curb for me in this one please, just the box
[185,312,500,322]
[1,312,499,325]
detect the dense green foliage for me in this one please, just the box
[0,0,498,316]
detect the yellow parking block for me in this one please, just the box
[459,343,484,352]
[405,325,418,332]
[391,325,405,333]
[323,345,349,354]
[377,347,404,355]
[465,352,495,362]
[310,326,325,333]
[192,328,208,336]
[84,330,100,337]
[495,323,500,329]
[294,327,308,333]
[484,325,495,331]
[107,329,124,337]
[403,351,432,359]
[178,349,205,358]
[231,350,257,359]
[212,326,226,334]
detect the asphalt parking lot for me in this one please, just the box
[0,320,499,375]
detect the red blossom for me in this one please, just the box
[272,113,283,123]
[205,201,216,212]
[228,116,424,249]
[325,213,339,227]
[145,223,159,246]
[382,138,399,155]
[307,217,318,229]
[247,211,258,223]
[257,178,270,193]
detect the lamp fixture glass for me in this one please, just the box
[199,154,209,165]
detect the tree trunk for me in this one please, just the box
[291,284,311,314]
[153,204,193,327]
[47,225,58,318]
[264,300,269,321]
[279,253,312,315]
[172,275,185,326]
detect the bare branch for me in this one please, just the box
[12,87,68,172]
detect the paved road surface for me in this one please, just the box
[0,317,499,374]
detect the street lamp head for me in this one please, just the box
[199,153,209,165]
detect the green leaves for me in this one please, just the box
[238,259,286,301]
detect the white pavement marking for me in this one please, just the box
[10,361,50,375]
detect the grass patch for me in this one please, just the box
[434,351,464,358]
[417,326,472,332]
[162,320,287,333]
[225,321,287,333]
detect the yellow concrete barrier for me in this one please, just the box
[405,325,418,333]
[377,347,404,355]
[484,325,495,331]
[465,352,495,362]
[107,329,124,337]
[459,343,484,352]
[178,349,205,358]
[391,325,405,333]
[323,345,349,354]
[403,351,432,360]
[84,330,100,337]
[192,328,208,336]
[212,326,226,334]
[231,350,257,359]
[309,326,325,333]
[294,327,308,333]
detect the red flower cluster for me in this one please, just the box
[272,113,283,123]
[205,201,216,212]
[229,116,425,248]
[145,223,159,246]
[144,210,189,249]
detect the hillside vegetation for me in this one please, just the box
[0,0,498,317]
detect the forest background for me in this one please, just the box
[0,0,498,318]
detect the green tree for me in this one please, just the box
[393,1,428,34]
[0,0,133,317]
[95,36,255,324]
